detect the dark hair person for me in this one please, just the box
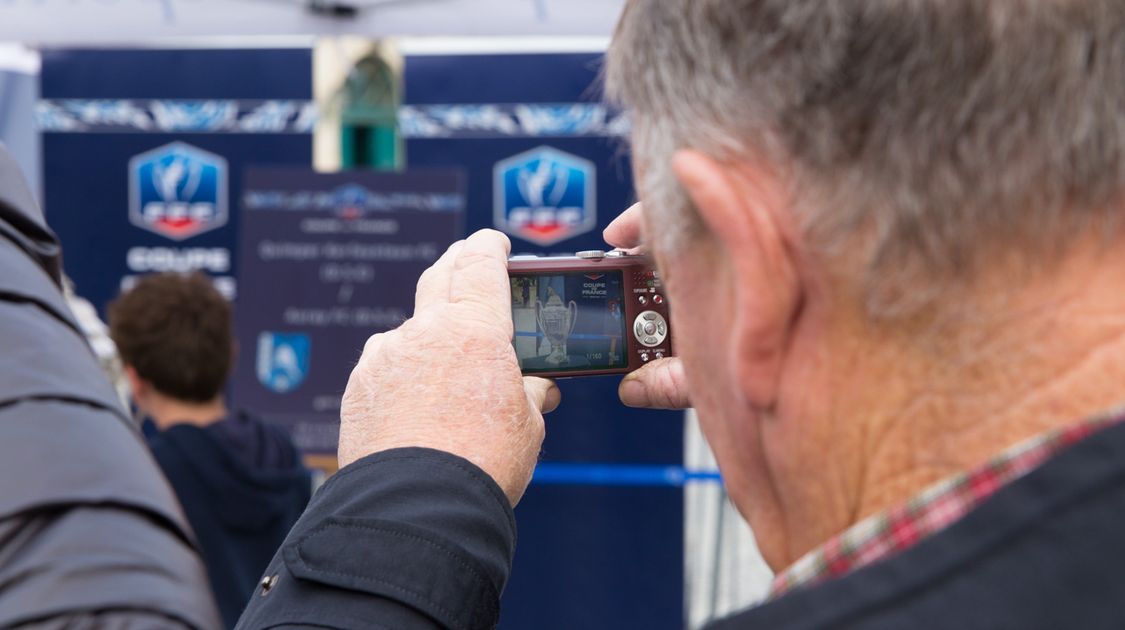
[110,272,233,403]
[110,272,311,629]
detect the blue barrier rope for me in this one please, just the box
[531,463,723,487]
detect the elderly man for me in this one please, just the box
[235,1,1125,628]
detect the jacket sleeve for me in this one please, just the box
[236,448,518,630]
[0,146,221,629]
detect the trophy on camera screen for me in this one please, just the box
[535,288,578,366]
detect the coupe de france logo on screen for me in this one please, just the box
[494,146,596,246]
[129,142,228,240]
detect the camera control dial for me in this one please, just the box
[633,310,668,348]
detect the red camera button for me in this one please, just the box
[653,294,664,304]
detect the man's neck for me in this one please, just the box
[864,256,1125,513]
[144,394,228,430]
[795,247,1125,560]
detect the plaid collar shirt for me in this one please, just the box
[768,407,1125,598]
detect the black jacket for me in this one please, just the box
[237,448,518,630]
[0,148,219,627]
[146,414,312,627]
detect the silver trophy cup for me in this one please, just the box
[535,291,578,366]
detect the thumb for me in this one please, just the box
[524,376,562,413]
[619,357,691,409]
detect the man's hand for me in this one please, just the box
[605,203,691,410]
[338,230,560,507]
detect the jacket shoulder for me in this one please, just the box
[712,420,1125,630]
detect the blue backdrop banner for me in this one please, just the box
[40,48,314,314]
[232,167,464,454]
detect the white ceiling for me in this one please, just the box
[0,0,626,45]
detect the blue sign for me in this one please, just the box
[494,145,596,246]
[128,141,229,241]
[256,332,310,394]
[233,167,464,454]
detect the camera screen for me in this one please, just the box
[511,271,628,373]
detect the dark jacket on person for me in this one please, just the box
[0,148,219,627]
[145,413,311,628]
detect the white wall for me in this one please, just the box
[0,44,41,204]
[684,411,775,627]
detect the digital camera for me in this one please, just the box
[508,250,672,378]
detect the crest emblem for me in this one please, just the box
[129,142,228,240]
[256,332,310,393]
[332,183,368,219]
[494,146,596,246]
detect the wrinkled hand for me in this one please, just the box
[605,203,691,410]
[338,230,560,506]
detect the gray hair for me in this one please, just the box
[606,0,1125,319]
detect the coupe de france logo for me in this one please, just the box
[256,332,310,394]
[128,142,228,240]
[494,146,596,246]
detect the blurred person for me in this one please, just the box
[0,144,218,626]
[108,272,311,628]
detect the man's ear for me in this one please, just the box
[671,149,802,409]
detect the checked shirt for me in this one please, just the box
[769,407,1125,598]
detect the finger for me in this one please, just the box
[603,202,646,250]
[448,229,513,324]
[360,330,389,357]
[414,240,465,314]
[524,376,561,414]
[353,331,393,379]
[619,357,691,409]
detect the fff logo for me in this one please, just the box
[494,145,597,247]
[128,141,229,241]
